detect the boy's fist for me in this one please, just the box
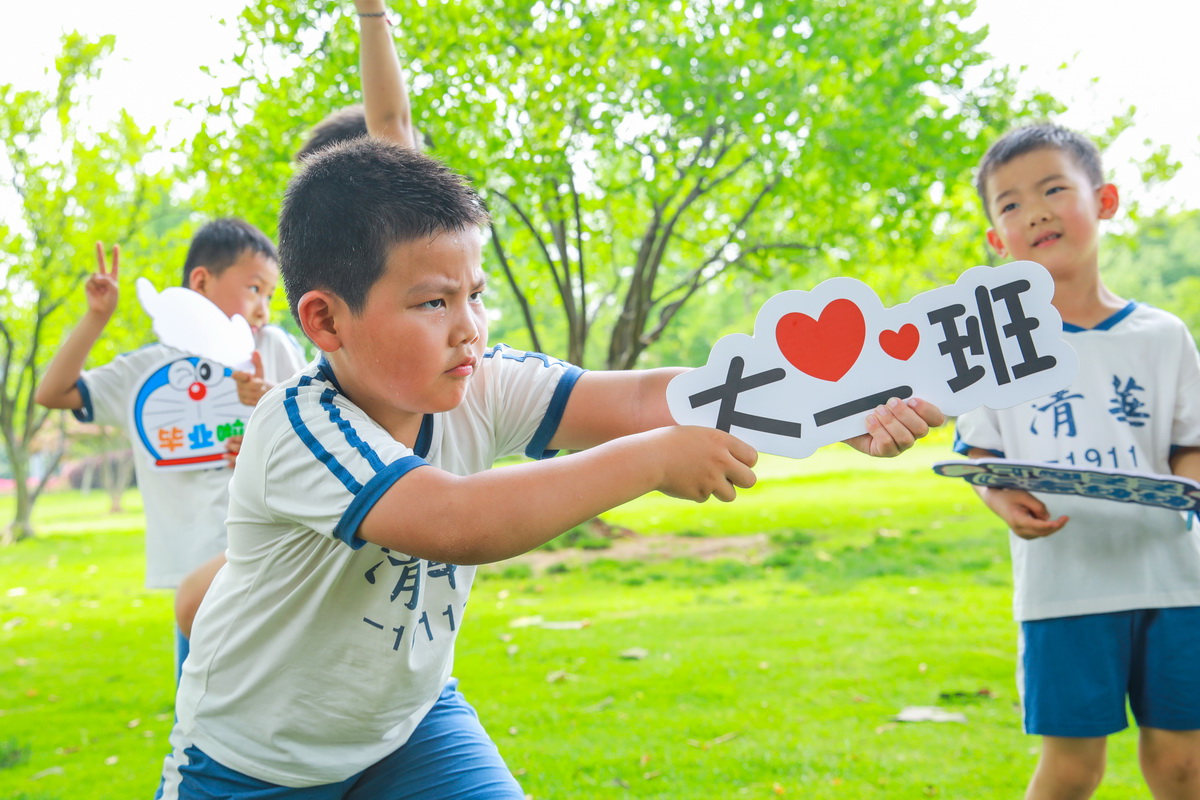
[844,396,945,458]
[650,426,758,503]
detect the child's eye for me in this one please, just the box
[420,299,446,310]
[1000,201,1017,214]
[1046,186,1065,196]
[249,285,261,294]
[469,290,485,303]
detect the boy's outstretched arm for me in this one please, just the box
[548,368,685,451]
[355,0,417,148]
[546,370,945,456]
[360,424,757,565]
[964,446,1069,539]
[35,243,120,410]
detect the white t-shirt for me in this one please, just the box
[173,344,584,787]
[955,302,1200,621]
[76,324,308,588]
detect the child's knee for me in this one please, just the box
[1140,729,1200,788]
[1037,739,1106,795]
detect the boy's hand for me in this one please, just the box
[223,435,243,469]
[231,351,272,406]
[86,242,120,319]
[650,426,758,502]
[844,397,945,458]
[979,487,1069,539]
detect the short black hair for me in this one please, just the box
[975,123,1105,221]
[181,218,277,287]
[295,106,369,162]
[278,138,490,328]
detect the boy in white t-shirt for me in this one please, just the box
[955,123,1200,799]
[172,0,422,639]
[36,219,308,675]
[155,139,944,798]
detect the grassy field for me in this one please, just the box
[0,431,1155,798]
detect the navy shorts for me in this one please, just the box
[1020,606,1200,737]
[155,679,524,799]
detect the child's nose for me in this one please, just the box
[1026,202,1052,225]
[452,309,480,345]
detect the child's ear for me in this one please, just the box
[188,266,211,293]
[986,228,1008,258]
[1097,183,1119,220]
[297,290,343,352]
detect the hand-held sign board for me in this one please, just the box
[667,261,1079,459]
[933,458,1200,514]
[130,280,257,472]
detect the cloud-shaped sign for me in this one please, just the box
[667,261,1078,458]
[136,278,255,369]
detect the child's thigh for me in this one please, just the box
[1020,612,1135,737]
[1130,606,1200,730]
[348,678,524,800]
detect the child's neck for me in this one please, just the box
[1051,271,1127,329]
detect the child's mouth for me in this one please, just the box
[1033,232,1061,247]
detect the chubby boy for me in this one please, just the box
[157,140,943,799]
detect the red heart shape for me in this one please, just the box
[775,299,865,382]
[879,324,920,361]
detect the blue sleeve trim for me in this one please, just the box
[320,387,387,473]
[334,456,429,548]
[525,365,586,460]
[284,376,363,494]
[952,428,1004,458]
[72,378,95,423]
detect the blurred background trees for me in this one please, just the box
[2,0,1192,539]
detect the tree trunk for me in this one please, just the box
[2,457,34,545]
[108,453,133,514]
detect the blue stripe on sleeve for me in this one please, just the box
[335,456,429,548]
[284,376,363,494]
[72,378,95,423]
[952,428,1004,458]
[320,387,387,473]
[526,365,586,460]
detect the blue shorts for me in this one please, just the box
[155,679,523,799]
[1020,606,1200,737]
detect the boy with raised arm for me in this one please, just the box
[956,123,1200,799]
[35,220,307,677]
[155,139,943,798]
[174,0,421,635]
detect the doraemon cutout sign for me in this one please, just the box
[667,261,1078,458]
[130,279,257,471]
[132,356,251,470]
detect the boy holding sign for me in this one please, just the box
[955,123,1200,799]
[156,139,944,798]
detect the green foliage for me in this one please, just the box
[0,33,190,541]
[189,0,1059,369]
[1103,208,1200,338]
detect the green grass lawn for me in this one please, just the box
[0,432,1154,798]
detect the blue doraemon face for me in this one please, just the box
[131,356,252,471]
